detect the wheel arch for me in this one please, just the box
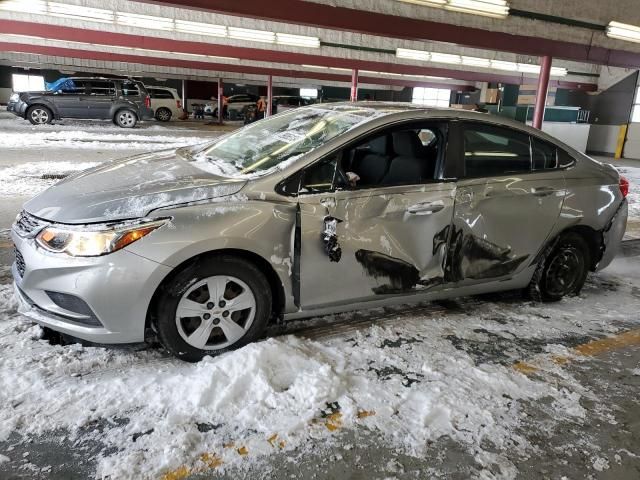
[26,102,57,120]
[145,248,286,338]
[539,224,602,272]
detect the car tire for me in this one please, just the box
[155,107,172,122]
[114,109,138,128]
[526,232,591,302]
[154,255,272,362]
[26,105,53,125]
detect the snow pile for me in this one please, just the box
[0,161,100,196]
[0,130,213,150]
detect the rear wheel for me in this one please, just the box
[114,109,137,128]
[526,233,590,302]
[155,256,272,362]
[26,106,52,125]
[155,107,172,122]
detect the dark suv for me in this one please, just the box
[7,77,154,128]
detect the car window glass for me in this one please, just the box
[463,123,531,177]
[154,90,175,99]
[557,148,576,168]
[532,137,558,170]
[60,80,88,94]
[342,124,443,189]
[90,81,116,96]
[122,83,140,97]
[300,155,345,194]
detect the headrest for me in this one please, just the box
[367,135,387,155]
[392,130,422,157]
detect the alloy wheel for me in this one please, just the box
[30,108,49,124]
[118,111,136,127]
[175,275,256,350]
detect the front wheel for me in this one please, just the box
[26,106,53,125]
[526,233,591,302]
[114,109,138,128]
[155,256,272,362]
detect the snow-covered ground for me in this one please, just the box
[1,264,639,479]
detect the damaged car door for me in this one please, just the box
[446,121,566,285]
[295,122,457,309]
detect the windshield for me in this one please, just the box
[189,105,395,178]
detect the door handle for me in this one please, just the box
[531,186,555,197]
[407,201,445,215]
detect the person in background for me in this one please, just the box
[256,96,267,120]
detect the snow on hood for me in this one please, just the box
[23,149,246,224]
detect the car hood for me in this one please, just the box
[24,149,246,224]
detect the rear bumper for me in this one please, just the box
[139,107,154,120]
[597,200,628,271]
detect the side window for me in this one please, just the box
[300,155,345,194]
[532,137,558,170]
[61,80,88,95]
[557,148,576,168]
[121,82,140,97]
[147,88,158,98]
[90,81,116,96]
[154,90,175,99]
[463,123,531,178]
[342,123,444,188]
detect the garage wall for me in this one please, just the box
[586,72,639,157]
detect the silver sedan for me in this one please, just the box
[11,103,628,361]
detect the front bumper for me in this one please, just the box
[6,100,27,118]
[597,199,628,271]
[11,228,172,344]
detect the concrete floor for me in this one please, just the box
[1,114,639,479]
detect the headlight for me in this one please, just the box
[9,93,19,102]
[36,218,168,257]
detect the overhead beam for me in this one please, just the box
[145,0,640,69]
[0,20,597,91]
[0,41,477,91]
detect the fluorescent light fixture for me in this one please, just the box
[461,56,491,68]
[491,60,518,71]
[446,0,510,18]
[228,27,275,43]
[550,67,568,77]
[116,12,174,30]
[175,19,226,37]
[47,2,113,23]
[329,67,351,72]
[517,63,540,74]
[606,21,640,44]
[396,48,431,61]
[396,0,447,6]
[430,52,462,65]
[0,0,46,14]
[276,33,320,48]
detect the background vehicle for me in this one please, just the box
[147,86,182,122]
[204,93,259,120]
[6,77,154,128]
[274,95,314,112]
[11,104,628,361]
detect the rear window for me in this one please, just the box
[121,82,141,97]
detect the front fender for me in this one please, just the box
[124,200,298,312]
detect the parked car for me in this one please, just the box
[274,95,314,112]
[11,103,628,361]
[204,93,259,120]
[147,86,182,122]
[6,77,154,128]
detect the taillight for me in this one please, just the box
[620,175,629,198]
[145,95,151,108]
[176,99,182,109]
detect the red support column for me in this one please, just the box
[217,77,224,124]
[533,55,552,130]
[350,68,358,102]
[267,75,273,117]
